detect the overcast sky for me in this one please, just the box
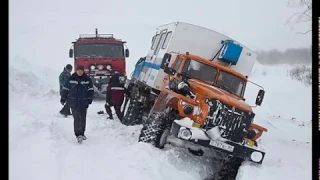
[10,0,311,73]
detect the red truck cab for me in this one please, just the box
[69,29,129,96]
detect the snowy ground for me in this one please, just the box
[9,59,311,180]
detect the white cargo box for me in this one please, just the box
[137,22,257,91]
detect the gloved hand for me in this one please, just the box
[88,99,92,104]
[60,98,65,105]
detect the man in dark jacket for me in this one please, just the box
[59,64,73,117]
[60,65,94,143]
[105,74,128,120]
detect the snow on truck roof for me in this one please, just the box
[76,34,124,42]
[156,21,255,53]
[79,34,114,39]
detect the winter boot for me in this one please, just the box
[59,112,68,118]
[77,135,84,144]
[107,112,113,120]
[82,135,87,140]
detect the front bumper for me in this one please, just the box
[91,75,127,93]
[169,121,266,164]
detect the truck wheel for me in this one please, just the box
[138,113,170,149]
[213,156,244,180]
[121,98,144,126]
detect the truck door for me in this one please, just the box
[144,28,174,88]
[137,32,159,83]
[141,29,167,83]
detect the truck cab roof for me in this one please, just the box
[179,53,248,81]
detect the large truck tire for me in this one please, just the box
[121,98,144,126]
[138,113,171,149]
[212,156,244,180]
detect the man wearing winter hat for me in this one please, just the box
[59,64,73,117]
[60,65,94,144]
[105,73,128,120]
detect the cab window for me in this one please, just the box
[161,31,172,49]
[216,71,246,97]
[172,58,183,71]
[181,59,218,84]
[151,34,160,50]
[154,30,167,55]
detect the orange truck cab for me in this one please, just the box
[123,22,268,179]
[137,52,268,179]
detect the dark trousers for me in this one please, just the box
[105,104,123,120]
[71,108,87,137]
[60,103,71,115]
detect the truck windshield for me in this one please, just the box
[216,71,246,97]
[75,43,124,58]
[181,59,218,84]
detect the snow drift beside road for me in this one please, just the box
[9,58,211,180]
[9,57,60,99]
[9,59,311,180]
[240,62,311,180]
[246,62,311,121]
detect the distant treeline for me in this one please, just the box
[256,47,311,65]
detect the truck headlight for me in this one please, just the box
[90,65,95,70]
[250,151,263,162]
[106,65,112,70]
[178,128,192,140]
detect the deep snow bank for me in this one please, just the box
[9,57,213,180]
[245,62,311,121]
[9,57,60,100]
[9,59,311,180]
[239,62,311,180]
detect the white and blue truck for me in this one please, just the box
[122,22,267,179]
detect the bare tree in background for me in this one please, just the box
[289,65,312,86]
[286,0,312,34]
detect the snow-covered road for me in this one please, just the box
[9,59,311,180]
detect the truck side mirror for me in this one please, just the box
[164,66,176,75]
[69,49,73,58]
[255,89,265,106]
[125,49,129,57]
[160,53,172,69]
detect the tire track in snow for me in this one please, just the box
[13,95,213,180]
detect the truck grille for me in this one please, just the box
[206,98,255,143]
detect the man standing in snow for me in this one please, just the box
[105,74,128,120]
[60,65,94,143]
[59,64,73,117]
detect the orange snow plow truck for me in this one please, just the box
[124,22,268,179]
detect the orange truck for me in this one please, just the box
[123,22,267,179]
